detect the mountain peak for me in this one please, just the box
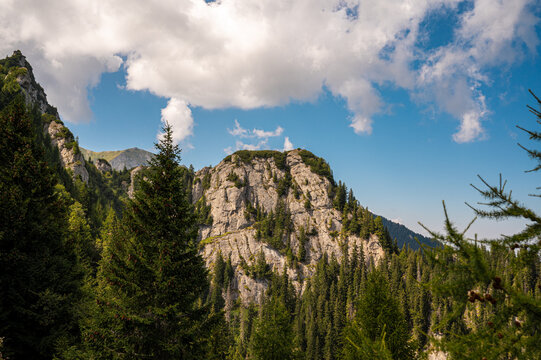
[80,147,154,171]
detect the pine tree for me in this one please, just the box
[250,295,294,360]
[0,96,82,358]
[342,269,414,360]
[82,122,210,359]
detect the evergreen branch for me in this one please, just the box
[516,125,541,140]
[529,88,541,105]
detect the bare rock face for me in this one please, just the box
[95,158,113,173]
[195,150,384,304]
[128,166,145,198]
[10,51,89,183]
[46,121,89,183]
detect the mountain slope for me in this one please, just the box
[1,51,89,183]
[81,147,154,171]
[192,150,382,303]
[380,216,439,249]
[191,149,439,302]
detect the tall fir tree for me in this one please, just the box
[82,122,210,359]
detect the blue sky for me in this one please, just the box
[2,0,540,237]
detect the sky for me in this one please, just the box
[1,0,540,238]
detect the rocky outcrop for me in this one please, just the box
[8,51,89,183]
[46,121,89,183]
[7,51,51,115]
[194,150,385,304]
[95,158,112,173]
[128,166,145,198]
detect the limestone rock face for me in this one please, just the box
[95,158,113,173]
[10,51,89,183]
[46,121,89,183]
[194,150,384,304]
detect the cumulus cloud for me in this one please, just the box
[228,119,249,137]
[158,98,193,144]
[228,119,284,139]
[0,0,538,141]
[283,137,294,151]
[227,119,290,152]
[253,126,283,138]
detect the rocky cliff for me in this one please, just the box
[3,51,88,182]
[193,150,385,304]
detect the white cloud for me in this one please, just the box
[235,139,268,151]
[158,98,193,144]
[416,0,537,142]
[391,218,404,225]
[0,0,538,141]
[228,119,284,139]
[226,119,288,152]
[453,109,486,143]
[228,119,248,137]
[253,126,283,138]
[283,137,294,151]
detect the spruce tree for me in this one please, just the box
[250,295,294,360]
[0,96,82,358]
[83,123,210,359]
[342,269,414,360]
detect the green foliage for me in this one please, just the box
[81,123,210,359]
[224,150,288,170]
[342,269,414,359]
[202,171,212,190]
[276,171,292,197]
[255,200,293,251]
[304,197,312,210]
[54,125,74,140]
[299,149,334,185]
[253,250,272,280]
[249,296,294,360]
[333,181,347,211]
[2,66,27,94]
[0,95,83,359]
[227,170,246,188]
[41,112,61,124]
[342,325,393,360]
[195,195,213,225]
[421,91,541,359]
[67,201,99,274]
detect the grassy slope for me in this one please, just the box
[80,148,124,162]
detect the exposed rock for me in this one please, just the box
[9,51,52,115]
[9,51,88,183]
[46,121,89,183]
[95,158,112,173]
[195,150,385,304]
[128,166,145,198]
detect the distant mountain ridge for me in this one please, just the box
[81,147,154,171]
[380,217,439,250]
